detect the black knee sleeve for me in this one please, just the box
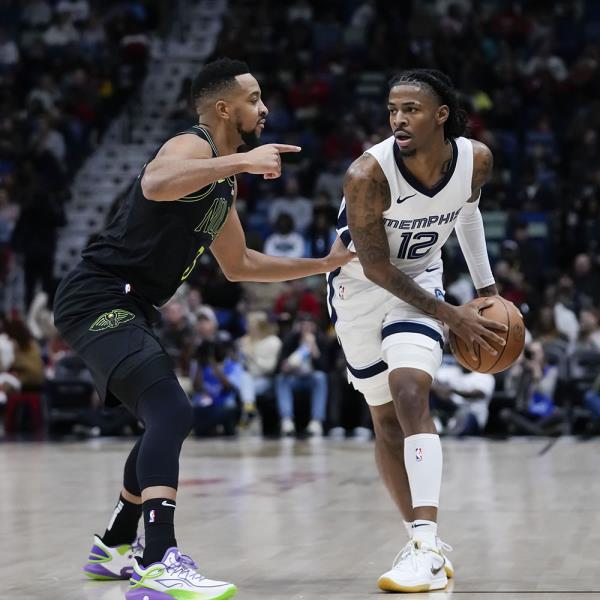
[135,378,193,490]
[123,437,142,497]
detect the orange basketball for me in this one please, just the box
[448,296,525,374]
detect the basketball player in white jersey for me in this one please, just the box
[328,69,507,592]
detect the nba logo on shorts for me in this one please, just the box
[338,284,345,299]
[149,509,156,523]
[415,447,424,462]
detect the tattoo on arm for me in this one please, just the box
[477,284,498,297]
[384,267,444,317]
[469,141,493,203]
[345,155,444,319]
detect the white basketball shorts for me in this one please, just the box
[326,265,445,406]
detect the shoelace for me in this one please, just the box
[165,553,204,582]
[392,540,445,572]
[392,541,418,569]
[437,539,453,554]
[131,535,145,557]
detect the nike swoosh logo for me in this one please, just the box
[425,266,439,272]
[431,558,446,576]
[397,193,417,204]
[412,523,429,528]
[161,501,176,508]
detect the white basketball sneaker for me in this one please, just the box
[378,540,448,593]
[126,547,237,600]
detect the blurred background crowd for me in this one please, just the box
[1,0,599,440]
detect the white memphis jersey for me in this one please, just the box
[337,135,474,281]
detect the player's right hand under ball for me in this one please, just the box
[244,143,301,179]
[446,299,508,361]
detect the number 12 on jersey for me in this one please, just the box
[396,231,439,259]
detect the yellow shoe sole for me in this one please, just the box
[378,577,448,593]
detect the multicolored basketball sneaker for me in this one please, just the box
[126,547,237,600]
[84,534,144,580]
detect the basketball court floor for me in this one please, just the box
[2,436,599,600]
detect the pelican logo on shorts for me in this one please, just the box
[415,447,424,462]
[89,309,135,331]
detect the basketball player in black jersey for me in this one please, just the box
[53,58,351,600]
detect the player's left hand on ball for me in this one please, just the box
[324,236,354,270]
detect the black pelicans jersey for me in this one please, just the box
[82,125,234,306]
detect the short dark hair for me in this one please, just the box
[388,69,467,139]
[190,58,250,104]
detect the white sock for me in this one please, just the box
[412,519,437,547]
[403,520,413,538]
[404,433,443,508]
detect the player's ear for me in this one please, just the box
[215,99,230,121]
[437,104,449,126]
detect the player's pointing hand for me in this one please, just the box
[244,143,302,179]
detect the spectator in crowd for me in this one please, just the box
[327,343,374,440]
[199,265,246,338]
[273,279,322,321]
[190,338,244,437]
[511,220,543,288]
[532,305,569,351]
[306,206,337,259]
[268,177,313,234]
[3,318,44,391]
[20,0,52,28]
[193,305,226,347]
[503,341,561,434]
[0,28,19,71]
[275,314,329,436]
[0,314,19,403]
[0,187,18,292]
[157,300,195,373]
[11,186,66,309]
[573,253,600,311]
[431,358,496,436]
[238,311,282,399]
[263,213,305,258]
[493,257,527,308]
[550,275,580,340]
[571,308,600,353]
[43,11,80,50]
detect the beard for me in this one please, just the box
[237,120,261,148]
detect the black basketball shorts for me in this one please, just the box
[53,260,174,413]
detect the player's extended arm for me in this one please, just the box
[345,154,505,356]
[210,205,352,282]
[456,140,498,298]
[141,134,301,201]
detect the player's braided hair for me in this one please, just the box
[191,58,250,104]
[388,69,468,139]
